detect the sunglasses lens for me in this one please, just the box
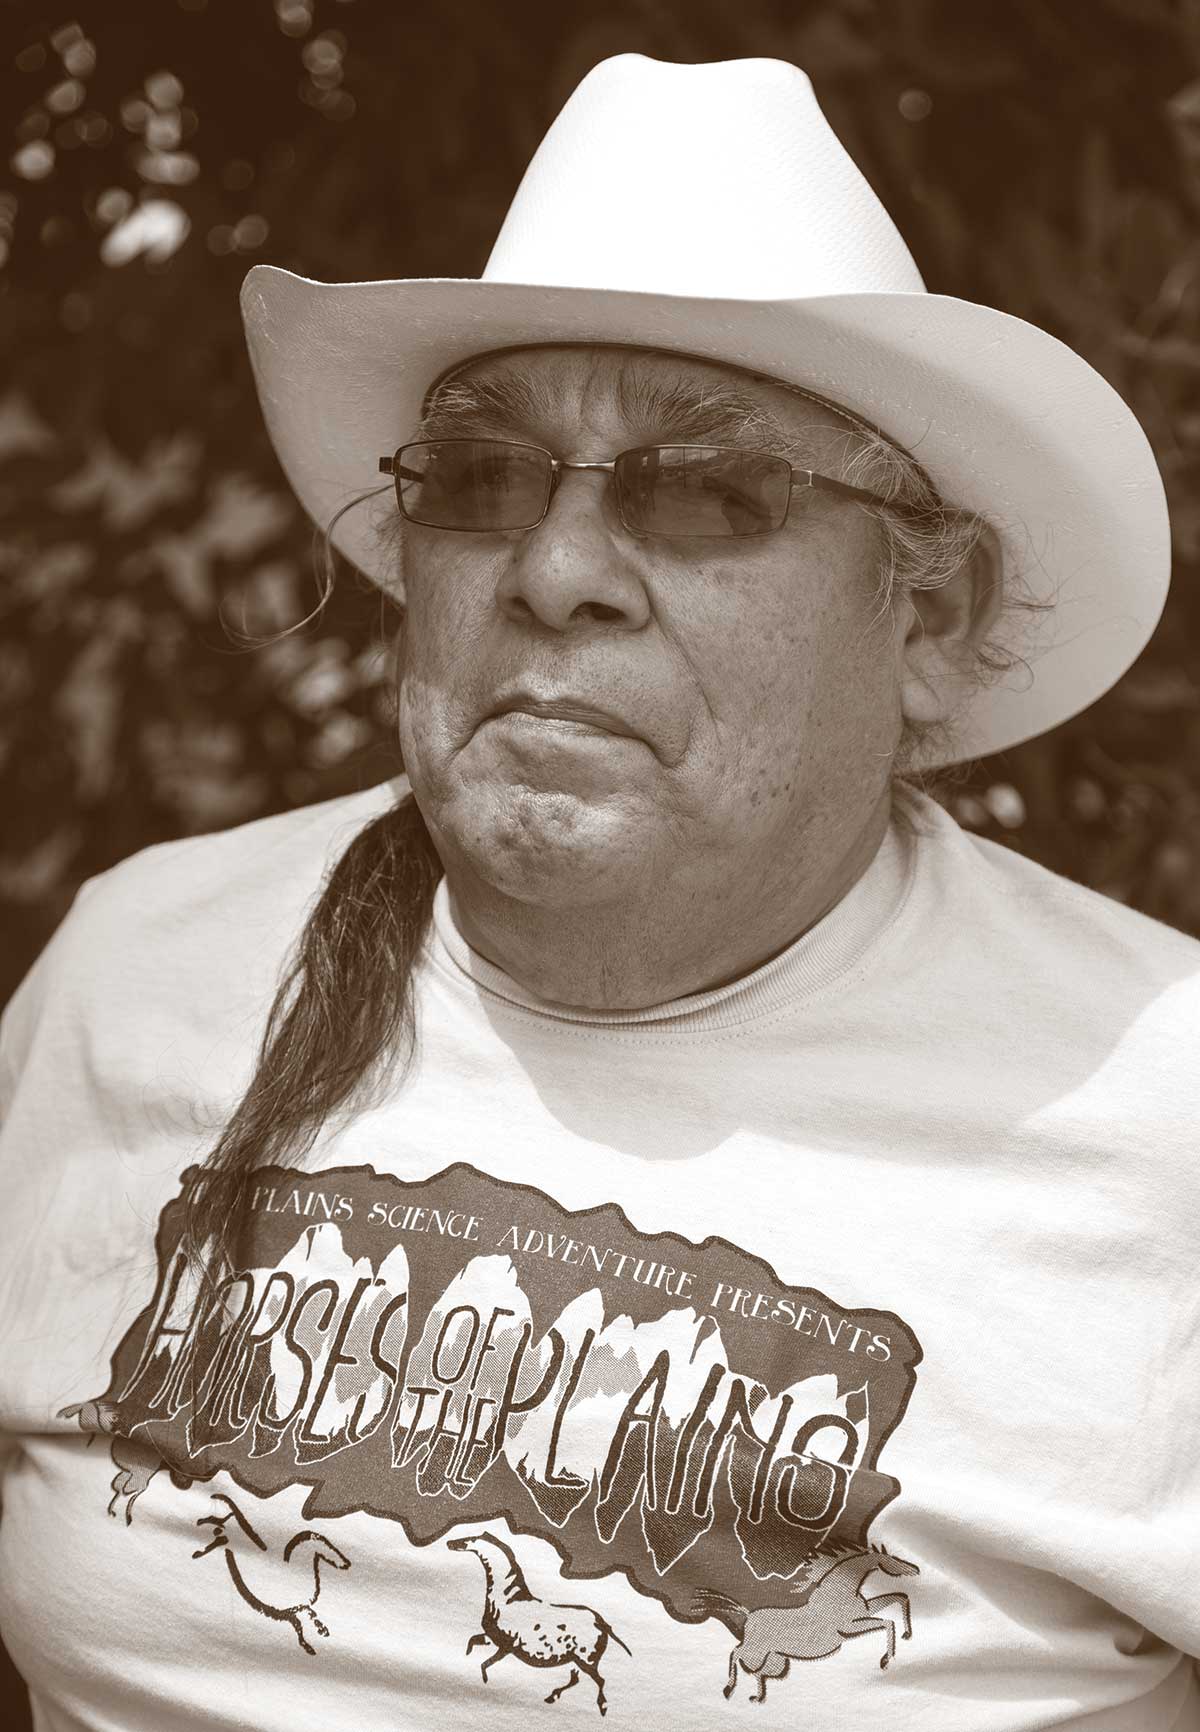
[615,447,792,537]
[395,441,551,530]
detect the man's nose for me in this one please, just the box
[494,470,652,632]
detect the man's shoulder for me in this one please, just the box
[2,780,403,1053]
[74,778,401,945]
[910,793,1200,992]
[974,832,1199,975]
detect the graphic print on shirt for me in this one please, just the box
[59,1161,923,1701]
[450,1529,632,1714]
[192,1490,352,1653]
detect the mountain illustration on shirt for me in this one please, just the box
[58,1160,923,1706]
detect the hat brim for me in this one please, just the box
[240,265,1170,769]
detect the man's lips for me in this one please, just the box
[487,696,641,739]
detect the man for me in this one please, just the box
[1,53,1197,1732]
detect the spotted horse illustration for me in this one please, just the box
[57,1398,194,1525]
[697,1539,920,1703]
[448,1530,631,1717]
[192,1492,352,1656]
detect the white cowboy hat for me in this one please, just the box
[239,53,1170,769]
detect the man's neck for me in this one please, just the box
[441,794,894,1013]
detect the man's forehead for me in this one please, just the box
[421,344,843,447]
[438,342,761,396]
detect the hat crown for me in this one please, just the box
[484,54,926,301]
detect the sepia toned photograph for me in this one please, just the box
[1,2,1198,1728]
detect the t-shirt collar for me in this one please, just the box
[427,798,918,1031]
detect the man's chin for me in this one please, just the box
[438,783,646,906]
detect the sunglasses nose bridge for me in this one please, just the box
[539,456,624,530]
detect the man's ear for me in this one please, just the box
[897,522,1002,728]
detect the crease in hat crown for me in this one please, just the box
[482,54,927,301]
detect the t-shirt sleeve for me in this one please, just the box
[0,873,115,1093]
[0,876,108,1506]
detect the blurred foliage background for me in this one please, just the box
[2,0,1200,1019]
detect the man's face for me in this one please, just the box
[393,345,908,909]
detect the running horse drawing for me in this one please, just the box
[448,1530,631,1717]
[698,1538,920,1702]
[192,1492,352,1656]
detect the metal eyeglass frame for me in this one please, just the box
[377,439,897,538]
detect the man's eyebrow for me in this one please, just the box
[418,362,798,449]
[615,370,793,448]
[418,369,546,438]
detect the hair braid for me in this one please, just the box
[180,788,442,1291]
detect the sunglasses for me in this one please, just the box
[378,439,893,539]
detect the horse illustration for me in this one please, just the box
[57,1398,193,1524]
[447,1530,630,1717]
[192,1491,351,1655]
[699,1540,919,1701]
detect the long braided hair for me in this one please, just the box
[179,785,441,1290]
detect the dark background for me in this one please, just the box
[1,0,1199,1720]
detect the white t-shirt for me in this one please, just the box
[1,778,1198,1732]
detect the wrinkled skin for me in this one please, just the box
[388,345,996,1010]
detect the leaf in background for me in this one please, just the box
[1167,75,1200,208]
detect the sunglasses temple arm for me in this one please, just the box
[379,456,426,483]
[799,468,895,510]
